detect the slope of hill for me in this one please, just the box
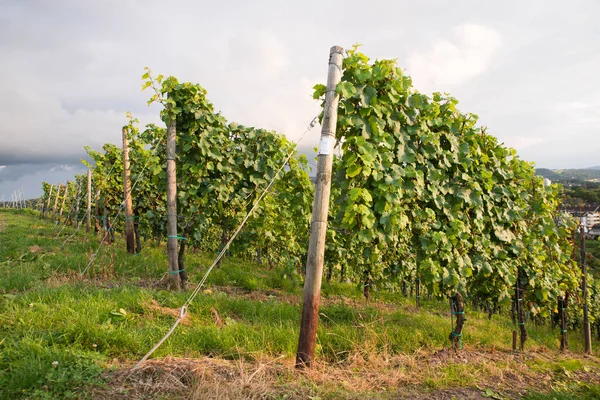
[536,168,600,182]
[535,168,561,180]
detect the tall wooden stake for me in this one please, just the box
[581,225,592,354]
[86,170,92,233]
[166,118,181,289]
[51,184,61,221]
[72,182,81,228]
[58,182,69,224]
[44,184,54,219]
[559,295,568,351]
[123,126,135,253]
[296,45,343,369]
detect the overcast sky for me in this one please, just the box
[1,0,599,199]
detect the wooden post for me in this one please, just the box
[123,126,135,253]
[58,182,69,224]
[102,203,110,244]
[581,225,592,354]
[166,118,181,289]
[86,170,92,233]
[516,277,527,351]
[449,293,465,350]
[71,182,81,227]
[44,184,54,219]
[296,45,343,369]
[559,295,568,351]
[94,192,100,234]
[133,213,142,253]
[51,184,61,221]
[416,277,421,308]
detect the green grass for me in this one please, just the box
[1,208,600,399]
[524,383,600,400]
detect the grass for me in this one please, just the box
[1,208,600,399]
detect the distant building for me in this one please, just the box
[580,212,600,233]
[589,224,600,239]
[564,210,600,234]
[587,212,600,231]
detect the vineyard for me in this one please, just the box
[2,46,600,399]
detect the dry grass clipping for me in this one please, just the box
[93,349,600,400]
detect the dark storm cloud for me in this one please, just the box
[0,153,84,167]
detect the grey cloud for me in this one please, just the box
[0,152,83,166]
[0,162,88,199]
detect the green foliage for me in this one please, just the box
[138,72,313,268]
[320,45,579,313]
[565,183,600,205]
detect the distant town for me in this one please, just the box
[537,166,600,239]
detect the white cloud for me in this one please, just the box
[553,101,600,128]
[406,24,502,92]
[503,136,545,150]
[49,165,75,172]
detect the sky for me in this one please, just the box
[0,0,599,199]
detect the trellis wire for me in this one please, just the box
[133,115,319,369]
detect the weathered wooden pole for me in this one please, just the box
[296,45,343,369]
[86,171,92,233]
[516,276,528,351]
[559,295,568,351]
[44,184,54,219]
[72,182,81,227]
[449,293,465,350]
[166,118,181,289]
[581,225,592,354]
[102,204,109,243]
[57,182,69,224]
[94,191,100,234]
[51,184,61,221]
[122,127,135,253]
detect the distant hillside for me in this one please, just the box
[535,168,561,180]
[588,166,600,170]
[535,168,600,182]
